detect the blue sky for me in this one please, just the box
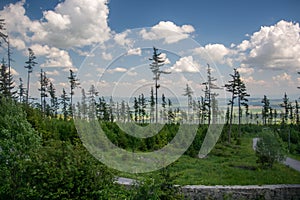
[0,0,299,102]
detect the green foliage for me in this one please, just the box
[0,98,41,199]
[131,167,183,200]
[256,130,286,168]
[26,140,121,199]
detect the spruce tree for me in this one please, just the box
[68,69,80,116]
[60,88,70,120]
[24,48,37,104]
[202,64,221,124]
[183,84,193,123]
[261,95,270,125]
[149,47,170,123]
[224,68,239,143]
[48,82,59,117]
[0,58,15,98]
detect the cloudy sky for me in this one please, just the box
[0,0,299,102]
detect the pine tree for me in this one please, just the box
[0,18,7,44]
[68,69,80,116]
[140,93,147,123]
[150,87,155,123]
[224,68,239,143]
[87,85,98,119]
[38,69,49,113]
[280,93,289,124]
[295,100,299,125]
[120,100,126,122]
[6,37,14,96]
[261,95,270,125]
[133,97,139,122]
[183,84,193,123]
[24,48,37,104]
[18,78,25,103]
[167,98,174,123]
[80,88,87,119]
[48,82,59,117]
[60,88,70,120]
[109,96,115,122]
[236,71,249,136]
[0,58,15,98]
[161,93,167,122]
[202,64,221,124]
[149,47,170,123]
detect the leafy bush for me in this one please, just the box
[0,98,41,199]
[255,130,286,168]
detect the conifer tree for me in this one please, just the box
[236,71,249,136]
[150,87,155,123]
[48,82,59,117]
[261,95,270,125]
[60,88,70,120]
[280,93,289,124]
[24,48,37,104]
[18,78,25,103]
[295,100,299,125]
[39,69,49,113]
[68,69,80,116]
[0,18,7,44]
[149,47,170,123]
[224,68,239,143]
[202,64,221,124]
[0,58,15,98]
[183,84,193,122]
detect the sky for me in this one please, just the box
[0,0,300,104]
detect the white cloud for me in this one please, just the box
[241,76,266,86]
[238,20,300,71]
[114,30,133,47]
[193,43,233,66]
[30,44,73,68]
[237,67,254,75]
[170,56,200,73]
[272,72,293,85]
[107,67,127,73]
[102,52,112,60]
[127,48,142,56]
[46,70,60,76]
[10,38,26,50]
[1,0,111,49]
[140,21,195,44]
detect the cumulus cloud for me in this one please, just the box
[107,67,127,73]
[170,56,200,73]
[140,21,195,44]
[241,76,266,86]
[237,66,254,75]
[1,0,111,49]
[238,20,300,71]
[30,44,73,68]
[127,48,142,56]
[114,30,133,47]
[194,43,233,66]
[102,52,113,60]
[272,72,293,85]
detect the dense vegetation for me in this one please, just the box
[1,18,300,199]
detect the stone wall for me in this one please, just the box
[181,184,300,200]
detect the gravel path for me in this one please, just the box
[253,138,300,172]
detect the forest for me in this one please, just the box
[1,17,300,199]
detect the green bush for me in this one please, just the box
[255,130,286,168]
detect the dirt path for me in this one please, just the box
[252,138,300,172]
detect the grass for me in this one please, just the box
[118,136,300,186]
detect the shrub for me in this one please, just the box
[255,130,286,168]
